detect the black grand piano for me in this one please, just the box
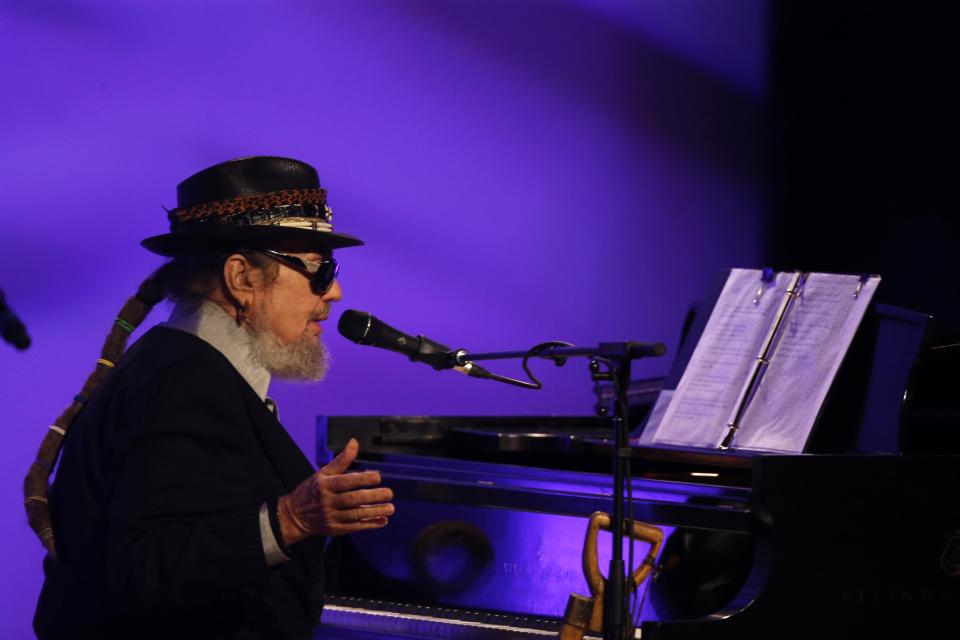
[313,289,960,639]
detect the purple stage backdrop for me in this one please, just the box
[0,1,766,636]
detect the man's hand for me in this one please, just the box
[277,438,394,546]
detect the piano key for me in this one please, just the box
[320,596,601,640]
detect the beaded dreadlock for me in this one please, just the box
[23,250,277,559]
[23,266,168,559]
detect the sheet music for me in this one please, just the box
[635,389,672,444]
[652,268,799,448]
[732,273,880,452]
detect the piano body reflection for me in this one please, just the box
[314,302,960,639]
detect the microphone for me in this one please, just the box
[338,310,487,377]
[0,289,30,351]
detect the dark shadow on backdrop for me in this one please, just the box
[767,0,960,330]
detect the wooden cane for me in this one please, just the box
[582,511,664,633]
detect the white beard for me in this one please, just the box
[245,312,330,382]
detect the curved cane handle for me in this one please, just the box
[629,519,665,590]
[582,511,665,599]
[582,512,608,600]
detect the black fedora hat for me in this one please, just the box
[141,156,363,256]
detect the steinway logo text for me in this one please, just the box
[839,586,954,605]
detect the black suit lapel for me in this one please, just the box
[149,326,317,493]
[240,386,316,492]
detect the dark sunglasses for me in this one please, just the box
[261,249,340,295]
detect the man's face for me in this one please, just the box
[256,251,342,344]
[246,251,342,380]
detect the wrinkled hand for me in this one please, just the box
[277,438,394,546]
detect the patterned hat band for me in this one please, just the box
[168,188,333,233]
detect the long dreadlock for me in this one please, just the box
[23,266,169,559]
[23,250,277,559]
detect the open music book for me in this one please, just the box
[640,268,880,453]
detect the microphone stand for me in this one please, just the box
[453,341,665,640]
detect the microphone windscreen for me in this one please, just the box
[337,309,374,344]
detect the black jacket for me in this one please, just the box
[35,327,326,639]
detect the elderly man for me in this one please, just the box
[29,157,392,639]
